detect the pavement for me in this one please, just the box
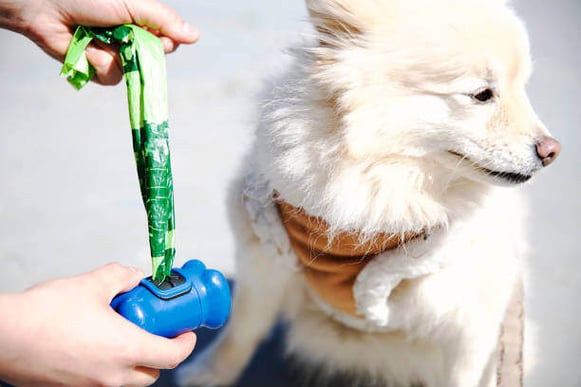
[0,0,579,386]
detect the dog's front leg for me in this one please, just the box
[355,249,443,328]
[175,240,294,387]
[439,326,499,387]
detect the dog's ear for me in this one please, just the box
[306,0,371,48]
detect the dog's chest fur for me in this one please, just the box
[242,170,525,386]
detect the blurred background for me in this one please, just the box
[0,0,578,385]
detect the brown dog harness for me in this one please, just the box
[275,199,524,386]
[276,199,421,316]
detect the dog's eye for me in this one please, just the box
[472,88,495,103]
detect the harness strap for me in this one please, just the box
[497,280,525,387]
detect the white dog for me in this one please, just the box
[177,0,561,386]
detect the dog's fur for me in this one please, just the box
[177,0,560,386]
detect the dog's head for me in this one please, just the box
[305,0,561,187]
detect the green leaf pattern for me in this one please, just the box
[61,25,175,281]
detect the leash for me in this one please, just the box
[497,279,525,387]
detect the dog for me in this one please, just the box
[177,0,561,386]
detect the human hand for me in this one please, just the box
[0,263,196,387]
[0,0,199,85]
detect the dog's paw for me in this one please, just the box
[174,361,227,387]
[174,346,245,387]
[175,356,239,387]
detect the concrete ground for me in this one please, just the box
[0,0,579,386]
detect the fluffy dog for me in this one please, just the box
[177,0,561,386]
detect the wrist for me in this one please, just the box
[0,292,28,383]
[0,0,27,34]
[0,292,30,344]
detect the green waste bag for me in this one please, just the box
[61,25,175,282]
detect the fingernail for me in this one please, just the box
[183,22,199,41]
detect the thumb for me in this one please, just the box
[126,0,199,44]
[87,262,144,301]
[85,43,124,86]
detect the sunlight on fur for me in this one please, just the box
[176,0,561,386]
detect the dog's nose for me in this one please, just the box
[536,136,561,167]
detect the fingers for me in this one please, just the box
[85,42,124,85]
[159,36,180,54]
[84,38,175,84]
[88,262,144,301]
[136,331,197,370]
[125,367,160,387]
[83,30,185,84]
[141,29,181,53]
[125,0,199,44]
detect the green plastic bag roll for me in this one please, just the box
[61,25,175,282]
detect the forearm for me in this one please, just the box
[0,292,34,386]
